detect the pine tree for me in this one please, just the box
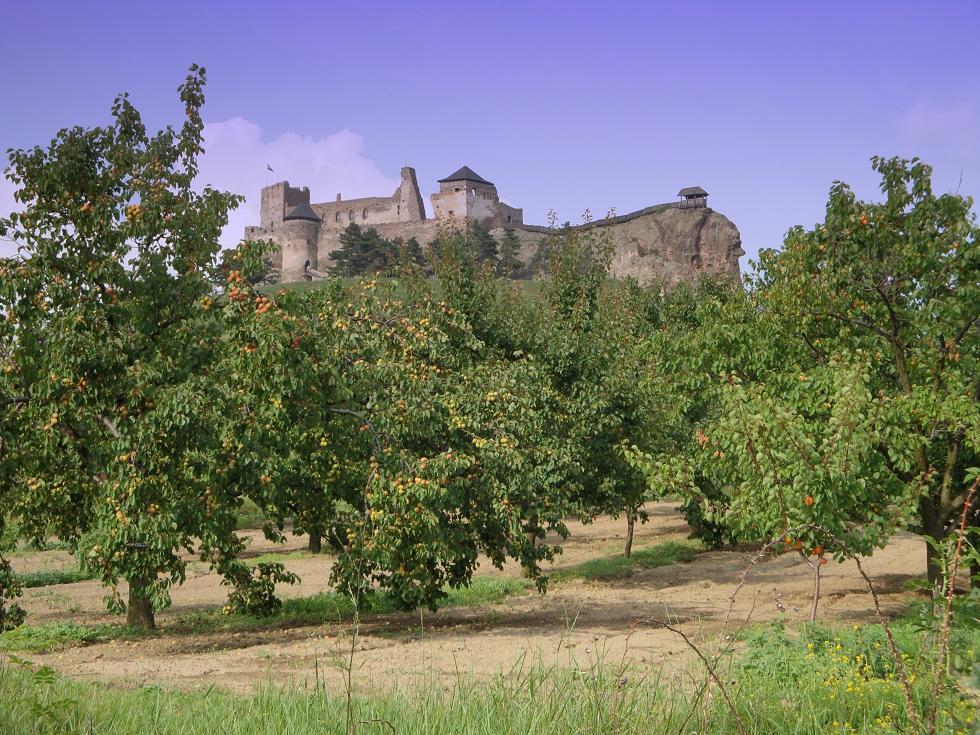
[329,223,398,277]
[470,221,499,264]
[403,237,428,268]
[496,228,524,279]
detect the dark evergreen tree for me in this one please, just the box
[530,237,550,275]
[470,221,499,264]
[496,228,524,279]
[402,237,428,267]
[328,223,398,277]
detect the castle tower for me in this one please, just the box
[431,166,500,226]
[281,202,321,282]
[398,167,426,222]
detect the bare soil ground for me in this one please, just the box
[5,502,927,694]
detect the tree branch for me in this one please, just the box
[98,414,122,439]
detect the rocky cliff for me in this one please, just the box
[505,204,743,287]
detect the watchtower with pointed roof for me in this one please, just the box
[431,165,522,227]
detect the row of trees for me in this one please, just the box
[0,68,976,631]
[0,69,679,627]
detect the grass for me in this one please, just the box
[0,622,149,653]
[0,576,535,652]
[235,498,269,530]
[552,540,699,582]
[173,576,534,635]
[15,566,95,589]
[251,550,311,565]
[0,540,702,652]
[0,620,974,734]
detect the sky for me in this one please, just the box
[1,0,978,269]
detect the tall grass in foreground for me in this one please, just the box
[0,621,975,734]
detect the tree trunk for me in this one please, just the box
[522,531,536,579]
[625,513,636,558]
[969,507,980,590]
[809,560,821,622]
[127,578,155,629]
[308,532,322,554]
[920,499,946,590]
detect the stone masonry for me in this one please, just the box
[243,166,744,286]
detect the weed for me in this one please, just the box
[0,622,149,653]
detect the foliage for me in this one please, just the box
[212,245,274,287]
[626,279,749,549]
[0,66,245,627]
[753,157,979,582]
[326,223,424,277]
[220,240,580,610]
[219,561,299,617]
[0,554,26,632]
[496,227,525,278]
[632,158,979,582]
[469,220,498,263]
[685,351,916,561]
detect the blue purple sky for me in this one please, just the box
[2,1,978,267]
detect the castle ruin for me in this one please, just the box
[243,166,744,285]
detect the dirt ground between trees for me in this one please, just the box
[4,502,927,695]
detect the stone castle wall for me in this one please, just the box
[243,166,743,285]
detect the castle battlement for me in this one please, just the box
[243,165,743,286]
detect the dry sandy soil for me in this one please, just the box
[4,502,928,695]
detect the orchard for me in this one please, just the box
[0,72,977,734]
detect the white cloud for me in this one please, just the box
[198,118,399,247]
[2,119,396,258]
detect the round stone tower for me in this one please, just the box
[281,202,321,282]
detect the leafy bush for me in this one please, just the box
[0,555,26,632]
[220,562,299,617]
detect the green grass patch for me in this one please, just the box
[442,575,532,607]
[15,566,95,589]
[174,575,534,635]
[234,498,268,529]
[552,540,699,582]
[251,550,311,565]
[25,538,73,552]
[0,622,147,653]
[1,618,975,734]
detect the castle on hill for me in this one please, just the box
[243,165,744,285]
